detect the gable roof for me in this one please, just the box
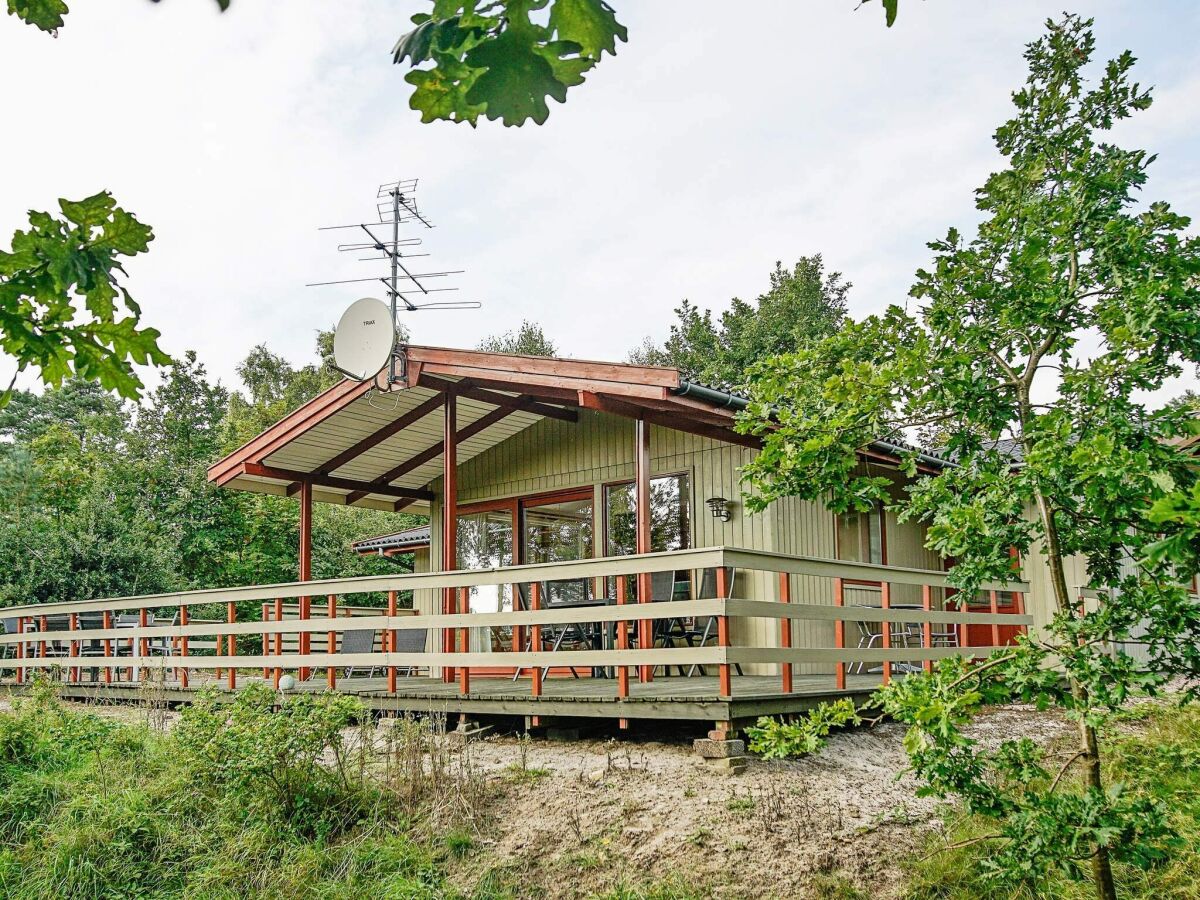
[206,344,758,512]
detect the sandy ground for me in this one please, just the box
[442,705,1078,899]
[0,694,1078,899]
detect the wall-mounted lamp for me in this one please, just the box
[707,496,733,522]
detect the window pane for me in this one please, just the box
[605,474,692,555]
[457,510,514,651]
[838,505,882,565]
[524,497,594,604]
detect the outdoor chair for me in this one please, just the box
[146,610,181,657]
[0,617,18,663]
[76,612,108,682]
[685,567,744,678]
[392,627,427,677]
[341,629,382,678]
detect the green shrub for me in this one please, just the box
[746,699,860,759]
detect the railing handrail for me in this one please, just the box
[0,545,1029,619]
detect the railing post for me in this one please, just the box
[138,608,149,683]
[615,574,629,730]
[921,584,933,674]
[102,611,112,685]
[530,582,543,698]
[273,598,283,689]
[178,606,189,689]
[510,582,522,674]
[299,595,311,681]
[880,581,891,686]
[15,617,25,684]
[458,586,470,695]
[989,589,1000,648]
[717,566,731,698]
[226,602,237,690]
[387,590,397,694]
[68,613,79,682]
[38,614,47,662]
[327,594,338,691]
[778,571,793,693]
[1013,589,1027,637]
[261,603,269,678]
[834,577,845,690]
[637,570,652,683]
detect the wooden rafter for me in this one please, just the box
[344,406,517,505]
[241,462,434,502]
[576,391,760,449]
[315,390,447,476]
[417,374,578,422]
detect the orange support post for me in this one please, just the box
[441,392,458,685]
[298,479,313,681]
[530,582,543,697]
[616,574,629,729]
[778,572,793,693]
[15,617,25,684]
[273,598,283,689]
[102,611,113,684]
[880,581,891,687]
[68,613,79,683]
[989,590,1001,648]
[261,603,269,678]
[327,594,337,691]
[717,566,732,698]
[386,590,398,694]
[298,595,311,682]
[634,418,653,683]
[834,577,846,690]
[458,586,470,695]
[39,614,47,661]
[921,584,933,674]
[179,606,189,688]
[224,602,236,690]
[1014,589,1027,637]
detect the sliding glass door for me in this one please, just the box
[522,491,594,605]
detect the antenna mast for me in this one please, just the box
[309,178,481,387]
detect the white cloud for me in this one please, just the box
[0,0,1197,402]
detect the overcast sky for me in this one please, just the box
[2,1,1198,400]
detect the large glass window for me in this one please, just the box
[457,509,514,651]
[523,495,594,604]
[605,473,692,556]
[837,503,884,565]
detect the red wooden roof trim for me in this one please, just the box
[404,345,680,388]
[416,360,668,401]
[576,391,761,450]
[207,376,377,484]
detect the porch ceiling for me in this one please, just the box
[207,345,756,512]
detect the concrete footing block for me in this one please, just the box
[693,738,746,759]
[702,755,748,774]
[448,722,493,746]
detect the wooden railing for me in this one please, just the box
[0,547,1031,699]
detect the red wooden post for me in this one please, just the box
[39,614,47,661]
[442,392,458,685]
[530,582,543,697]
[327,594,337,691]
[138,608,149,683]
[921,584,933,674]
[778,572,793,693]
[616,574,629,730]
[261,602,270,678]
[458,586,470,695]
[989,589,1000,648]
[634,418,653,683]
[102,611,113,685]
[834,577,846,690]
[15,617,25,684]
[226,601,237,690]
[68,613,79,682]
[880,581,891,686]
[717,566,732,698]
[299,480,313,681]
[386,589,398,694]
[178,606,189,689]
[272,598,283,689]
[1014,588,1027,637]
[510,582,522,671]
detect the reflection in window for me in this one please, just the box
[457,510,514,651]
[837,503,883,565]
[524,497,594,604]
[605,474,692,601]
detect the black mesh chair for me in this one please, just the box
[341,629,381,678]
[393,627,427,677]
[684,567,744,678]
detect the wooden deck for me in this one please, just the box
[21,673,883,726]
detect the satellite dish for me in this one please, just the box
[333,297,396,381]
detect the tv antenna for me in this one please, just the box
[308,178,481,385]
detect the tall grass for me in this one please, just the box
[904,702,1200,900]
[0,679,504,900]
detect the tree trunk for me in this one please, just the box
[1036,492,1119,900]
